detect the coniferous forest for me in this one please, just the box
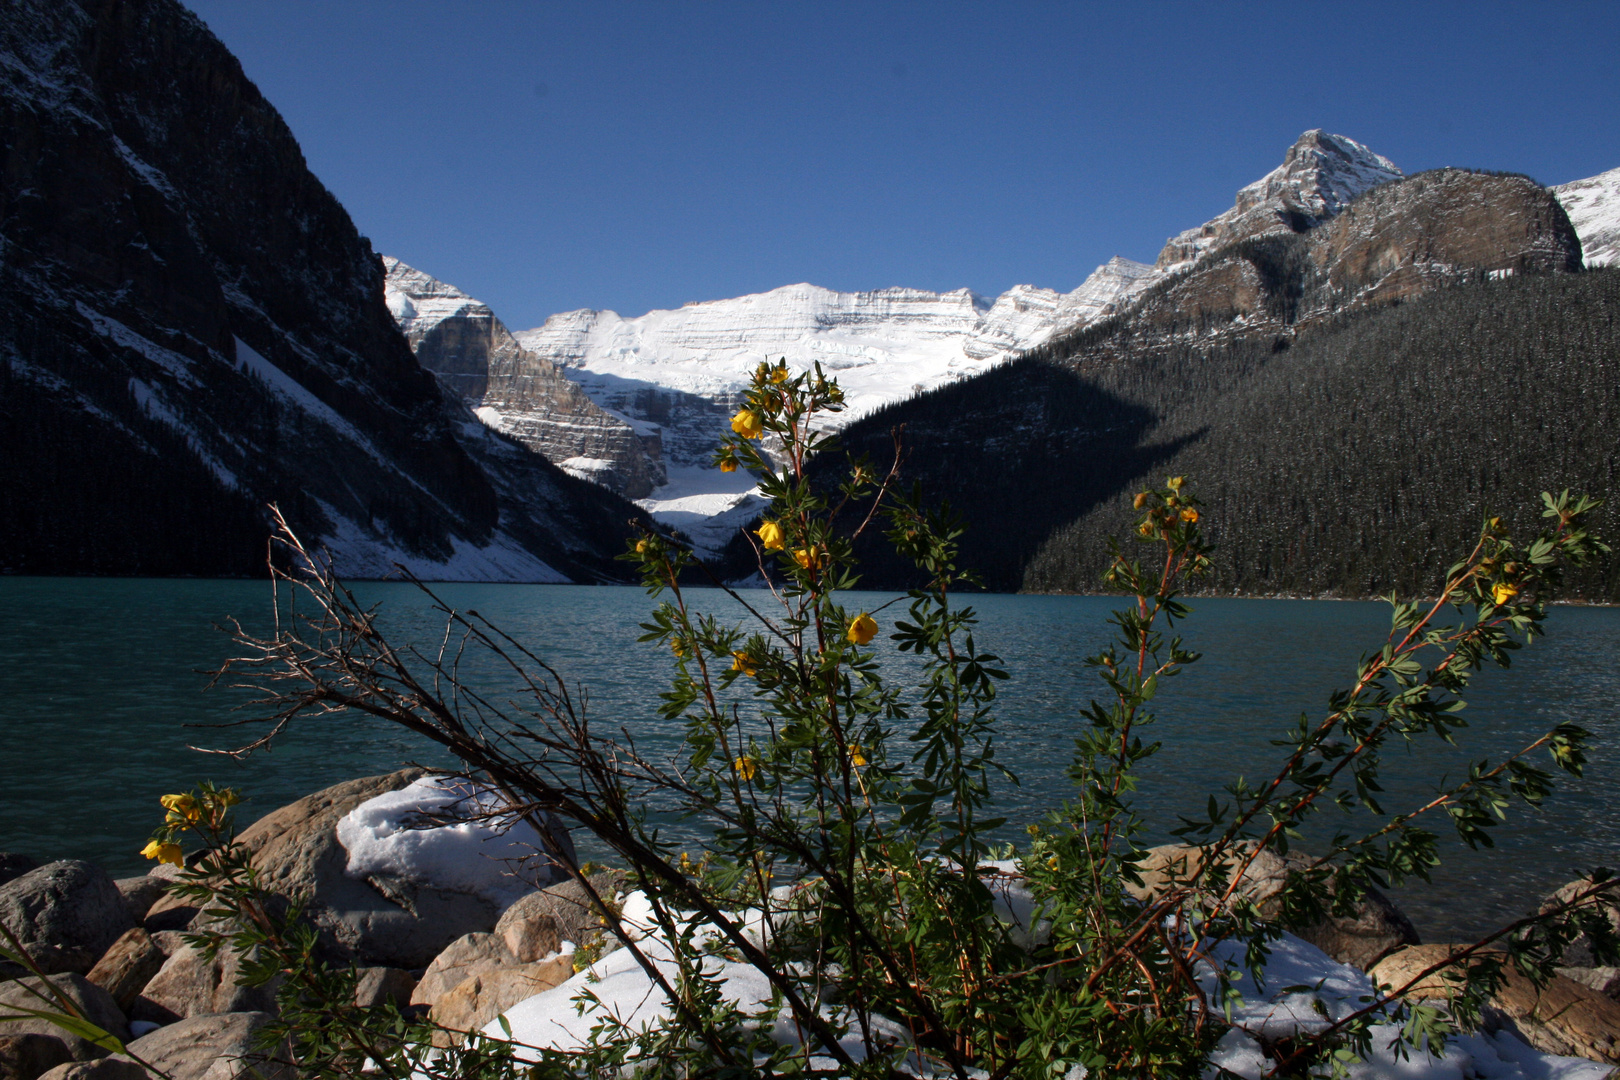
[804,267,1620,599]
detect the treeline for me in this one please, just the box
[804,268,1620,599]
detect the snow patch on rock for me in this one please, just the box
[1554,165,1620,268]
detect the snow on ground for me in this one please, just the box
[460,885,1614,1080]
[309,498,568,583]
[336,775,573,907]
[635,462,768,557]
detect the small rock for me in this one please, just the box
[35,1059,148,1080]
[353,967,417,1009]
[1129,843,1418,969]
[0,854,39,889]
[0,863,134,975]
[496,872,623,963]
[125,1012,292,1080]
[111,878,168,924]
[0,974,130,1062]
[409,933,516,1009]
[85,929,166,1012]
[428,955,574,1046]
[129,944,280,1025]
[0,1032,73,1080]
[1371,944,1620,1065]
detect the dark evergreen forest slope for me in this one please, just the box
[819,269,1619,599]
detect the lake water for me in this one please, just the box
[1,577,1616,942]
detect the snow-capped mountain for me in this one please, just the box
[384,259,663,497]
[1554,165,1620,267]
[1155,130,1403,268]
[506,130,1406,553]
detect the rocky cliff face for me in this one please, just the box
[0,0,644,579]
[1554,165,1620,267]
[384,260,663,498]
[1155,130,1403,269]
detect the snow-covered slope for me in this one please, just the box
[1554,165,1620,267]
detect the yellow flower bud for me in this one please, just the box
[792,546,825,570]
[1493,583,1519,606]
[671,638,686,658]
[1133,492,1149,509]
[847,613,878,646]
[719,458,738,473]
[1167,476,1185,490]
[1137,520,1155,538]
[635,538,650,554]
[734,755,758,782]
[1181,508,1199,523]
[731,409,764,439]
[756,521,785,550]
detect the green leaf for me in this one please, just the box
[0,1005,127,1054]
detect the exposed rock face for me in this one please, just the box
[1554,164,1620,267]
[0,975,128,1061]
[0,862,132,975]
[429,956,574,1046]
[1371,944,1620,1065]
[495,872,623,963]
[123,1012,292,1080]
[0,0,645,581]
[410,932,517,1009]
[129,942,281,1024]
[85,928,166,1011]
[1156,130,1403,268]
[384,259,664,497]
[232,769,501,969]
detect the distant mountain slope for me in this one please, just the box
[384,259,663,497]
[1554,165,1620,267]
[0,0,646,580]
[813,169,1593,595]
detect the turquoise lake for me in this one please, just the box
[2,576,1616,942]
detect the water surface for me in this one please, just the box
[2,577,1615,941]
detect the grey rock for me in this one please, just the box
[428,955,574,1047]
[0,863,134,975]
[353,967,416,1009]
[0,855,39,890]
[111,878,168,924]
[147,932,187,957]
[0,974,129,1062]
[496,871,624,963]
[129,944,279,1025]
[233,769,502,969]
[410,933,516,1009]
[34,1059,147,1080]
[0,1032,73,1080]
[125,1012,292,1080]
[85,929,166,1012]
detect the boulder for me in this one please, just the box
[111,878,168,924]
[147,932,187,957]
[85,929,166,1012]
[0,1033,73,1080]
[232,769,503,969]
[496,872,623,963]
[353,967,417,1010]
[428,955,574,1046]
[0,855,39,890]
[0,863,134,975]
[125,1012,293,1080]
[1129,843,1418,969]
[0,974,129,1062]
[410,933,516,1009]
[1538,875,1620,997]
[34,1059,148,1080]
[1371,944,1620,1065]
[128,943,280,1025]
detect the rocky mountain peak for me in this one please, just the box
[1158,130,1403,268]
[1553,164,1620,267]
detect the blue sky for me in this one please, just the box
[186,1,1620,331]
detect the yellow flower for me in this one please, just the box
[1167,476,1185,490]
[850,745,867,767]
[1180,508,1199,523]
[847,613,878,646]
[734,755,758,782]
[1047,855,1060,871]
[635,538,650,554]
[730,651,757,676]
[792,546,824,570]
[1493,583,1520,606]
[756,521,785,551]
[719,458,738,473]
[770,366,790,384]
[1137,520,1155,538]
[160,793,199,822]
[671,638,686,658]
[731,409,764,439]
[141,840,183,866]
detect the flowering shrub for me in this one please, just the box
[149,362,1619,1079]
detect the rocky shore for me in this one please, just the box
[3,771,1618,1079]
